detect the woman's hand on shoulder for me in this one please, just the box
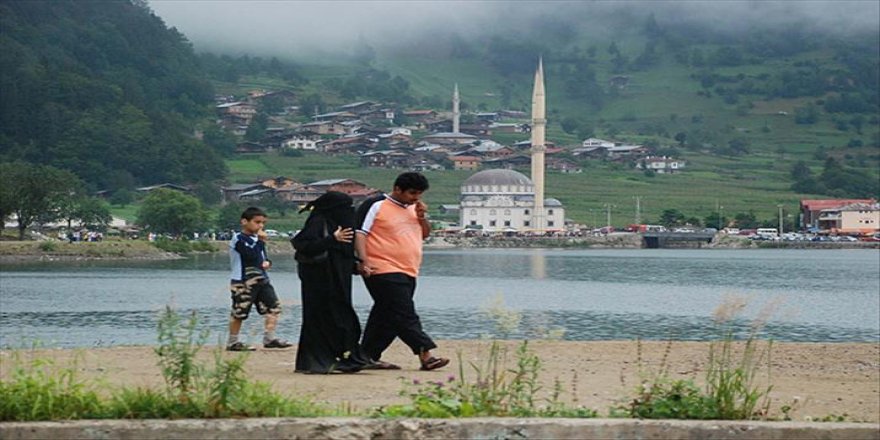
[333,226,354,243]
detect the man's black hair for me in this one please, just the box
[241,206,267,220]
[393,172,430,192]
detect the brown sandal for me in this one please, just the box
[420,356,449,371]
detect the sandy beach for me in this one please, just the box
[2,340,877,422]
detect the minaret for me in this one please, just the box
[453,83,460,134]
[530,59,546,232]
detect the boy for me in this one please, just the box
[226,207,292,351]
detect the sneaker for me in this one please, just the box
[263,339,293,349]
[226,342,256,352]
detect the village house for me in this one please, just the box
[582,138,616,148]
[800,199,878,231]
[312,111,358,123]
[498,109,527,119]
[489,122,526,133]
[422,118,453,132]
[216,102,256,127]
[307,178,369,194]
[136,183,191,194]
[319,134,374,154]
[235,141,269,153]
[547,157,583,173]
[338,101,376,113]
[403,109,437,122]
[360,150,413,169]
[300,121,345,135]
[482,155,531,170]
[260,176,299,189]
[475,112,499,122]
[220,183,270,203]
[282,135,319,150]
[449,155,481,171]
[637,156,686,174]
[512,140,557,150]
[422,131,479,146]
[275,184,324,207]
[460,121,493,137]
[469,141,515,159]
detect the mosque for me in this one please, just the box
[458,60,565,233]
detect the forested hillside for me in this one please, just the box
[0,0,226,190]
[205,8,878,199]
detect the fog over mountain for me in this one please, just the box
[149,0,879,58]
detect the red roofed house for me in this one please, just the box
[800,199,877,231]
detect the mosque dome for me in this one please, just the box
[461,169,534,195]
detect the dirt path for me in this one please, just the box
[2,340,877,422]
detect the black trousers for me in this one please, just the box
[362,273,437,360]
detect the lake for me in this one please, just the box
[1,248,878,348]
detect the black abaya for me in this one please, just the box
[291,206,370,374]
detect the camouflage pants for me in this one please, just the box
[230,276,281,319]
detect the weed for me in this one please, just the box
[0,355,103,421]
[38,241,57,252]
[619,296,775,420]
[376,341,597,418]
[0,306,329,420]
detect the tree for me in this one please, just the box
[136,189,208,237]
[674,132,687,148]
[733,211,759,229]
[0,162,81,239]
[658,209,686,227]
[110,189,134,207]
[245,112,268,142]
[57,196,112,231]
[791,161,812,181]
[727,138,750,156]
[217,201,248,232]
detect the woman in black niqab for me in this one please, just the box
[291,192,370,373]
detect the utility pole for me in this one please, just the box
[778,204,784,236]
[604,203,615,230]
[634,196,641,225]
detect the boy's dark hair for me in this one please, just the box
[241,206,267,220]
[393,172,430,192]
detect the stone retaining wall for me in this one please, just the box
[2,417,878,440]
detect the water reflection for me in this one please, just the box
[530,250,546,279]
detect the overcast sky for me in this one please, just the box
[149,0,880,58]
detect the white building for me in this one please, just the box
[637,156,686,174]
[459,169,565,232]
[282,136,318,150]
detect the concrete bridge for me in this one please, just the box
[642,231,716,248]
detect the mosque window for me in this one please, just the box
[504,220,511,227]
[524,221,531,227]
[504,209,511,215]
[470,209,477,215]
[490,220,496,227]
[490,209,496,215]
[470,220,477,226]
[548,209,554,215]
[524,209,530,215]
[548,221,555,227]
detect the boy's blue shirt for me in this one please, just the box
[229,231,270,282]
